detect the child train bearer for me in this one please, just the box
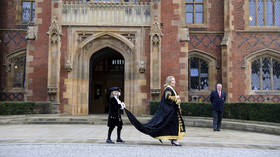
[106,87,126,144]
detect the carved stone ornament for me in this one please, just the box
[150,21,163,37]
[48,87,58,94]
[25,25,37,40]
[138,61,146,73]
[179,28,190,42]
[151,88,161,95]
[150,21,163,51]
[48,86,58,102]
[65,59,73,72]
[47,17,63,44]
[221,32,230,46]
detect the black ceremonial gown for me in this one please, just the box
[125,85,186,140]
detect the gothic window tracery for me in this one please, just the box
[6,51,26,89]
[249,0,280,26]
[189,57,209,90]
[251,56,280,90]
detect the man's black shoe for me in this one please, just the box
[106,139,114,144]
[116,139,125,143]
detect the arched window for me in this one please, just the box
[189,57,209,90]
[251,56,280,90]
[6,50,26,90]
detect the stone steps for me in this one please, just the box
[0,114,279,135]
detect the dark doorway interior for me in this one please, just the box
[89,47,124,114]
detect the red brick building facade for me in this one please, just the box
[1,0,280,115]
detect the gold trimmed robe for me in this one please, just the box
[125,85,186,140]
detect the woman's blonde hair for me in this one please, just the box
[164,76,175,88]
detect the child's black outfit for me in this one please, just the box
[106,87,125,144]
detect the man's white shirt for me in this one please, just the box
[114,96,125,109]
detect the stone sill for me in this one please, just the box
[248,90,280,95]
[189,90,211,95]
[61,24,150,27]
[182,24,208,29]
[0,29,27,32]
[237,29,280,33]
[189,31,224,34]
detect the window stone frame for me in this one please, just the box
[244,48,280,95]
[188,50,217,95]
[16,0,36,25]
[244,0,280,31]
[181,0,209,29]
[5,49,26,93]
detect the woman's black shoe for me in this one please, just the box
[159,139,163,143]
[171,140,181,146]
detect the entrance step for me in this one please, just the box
[0,114,279,135]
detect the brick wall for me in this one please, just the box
[26,0,51,101]
[1,0,279,111]
[229,0,280,102]
[161,0,183,91]
[208,0,224,31]
[0,0,27,91]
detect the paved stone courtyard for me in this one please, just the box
[0,125,279,157]
[1,143,280,157]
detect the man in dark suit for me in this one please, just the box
[210,83,226,131]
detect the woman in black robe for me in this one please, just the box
[125,76,186,146]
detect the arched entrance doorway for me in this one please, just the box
[63,31,140,115]
[89,47,125,114]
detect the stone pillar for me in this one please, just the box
[221,0,233,102]
[47,16,63,113]
[179,28,190,102]
[150,0,162,100]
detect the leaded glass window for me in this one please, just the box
[273,59,280,90]
[7,53,26,88]
[251,57,280,90]
[189,57,209,90]
[22,0,35,23]
[249,0,280,26]
[13,56,26,88]
[251,59,261,90]
[185,0,204,24]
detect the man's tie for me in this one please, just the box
[218,91,221,98]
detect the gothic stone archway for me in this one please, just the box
[63,32,136,115]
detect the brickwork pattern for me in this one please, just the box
[229,32,280,102]
[208,0,224,31]
[26,0,51,101]
[189,34,223,83]
[0,92,24,101]
[0,32,27,51]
